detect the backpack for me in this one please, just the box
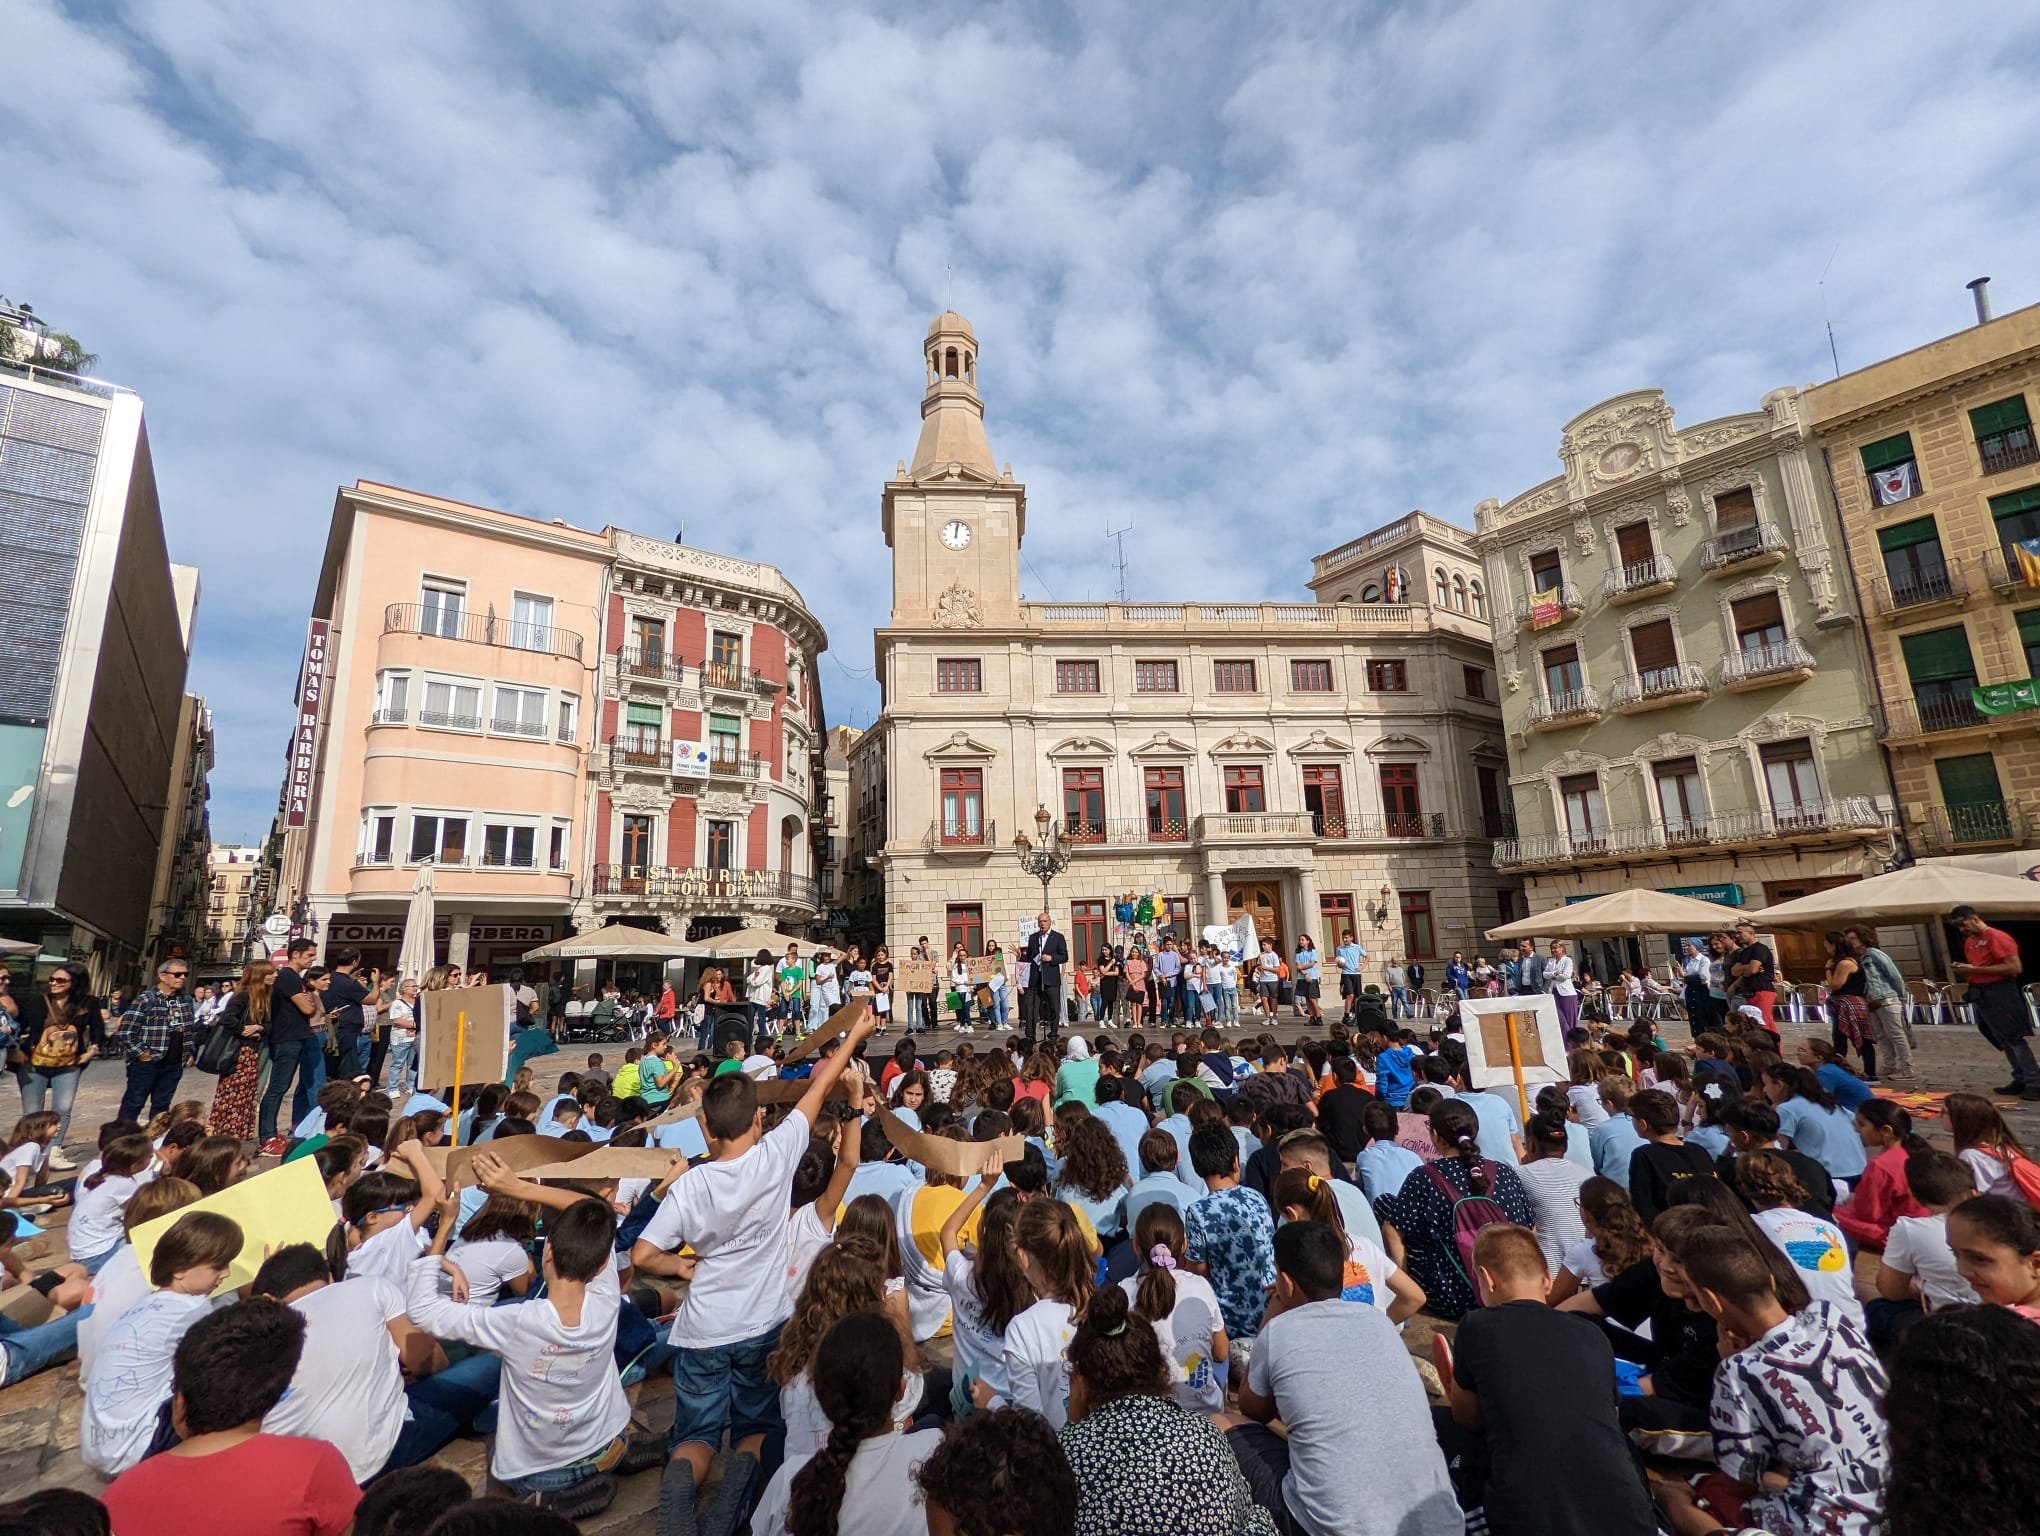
[1989,1147,2040,1212]
[1424,1160,1510,1296]
[30,1021,79,1070]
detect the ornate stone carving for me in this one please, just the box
[1560,393,1680,499]
[1742,713,1822,745]
[1046,736,1117,759]
[697,790,748,818]
[934,582,982,628]
[1285,729,1354,759]
[1636,731,1709,762]
[613,782,668,811]
[1546,749,1610,775]
[1679,418,1765,455]
[1208,730,1274,757]
[1663,481,1693,528]
[923,730,997,761]
[1363,733,1434,758]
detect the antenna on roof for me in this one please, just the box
[1819,243,1842,379]
[1106,520,1132,602]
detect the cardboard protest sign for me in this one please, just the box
[428,1134,594,1188]
[1459,994,1565,1116]
[896,959,938,995]
[757,1078,859,1105]
[779,998,869,1065]
[420,985,512,1093]
[874,1101,1024,1177]
[129,1157,335,1297]
[517,1145,687,1180]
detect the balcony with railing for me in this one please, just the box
[1061,818,1186,847]
[1602,556,1679,604]
[1512,582,1585,629]
[490,715,549,740]
[1985,541,2040,592]
[923,819,998,852]
[589,864,820,909]
[1979,424,2040,476]
[1196,811,1318,841]
[1524,685,1601,731]
[614,646,689,684]
[1495,800,1890,868]
[1871,558,1969,618]
[608,734,668,771]
[383,603,584,662]
[702,660,779,698]
[1909,799,2035,854]
[1720,638,1817,691]
[1316,811,1451,840]
[705,751,765,781]
[1700,520,1788,574]
[1610,665,1709,714]
[1877,690,1990,740]
[370,706,408,726]
[417,707,483,732]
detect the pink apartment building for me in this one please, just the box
[277,481,826,984]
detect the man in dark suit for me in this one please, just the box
[1021,910,1068,1047]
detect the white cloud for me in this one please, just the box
[7,0,2039,838]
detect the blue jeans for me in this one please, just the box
[383,1036,417,1095]
[0,1310,80,1385]
[259,1037,328,1141]
[118,1040,185,1123]
[499,1437,624,1494]
[383,1351,503,1472]
[19,1066,84,1142]
[669,1324,783,1454]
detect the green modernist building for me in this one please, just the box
[1472,385,1917,984]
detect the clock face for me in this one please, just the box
[940,520,972,550]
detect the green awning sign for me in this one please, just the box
[1974,679,2040,715]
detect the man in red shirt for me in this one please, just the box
[102,1296,358,1536]
[1951,904,2040,1100]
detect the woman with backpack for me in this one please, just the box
[1372,1098,1536,1319]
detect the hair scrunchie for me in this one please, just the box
[1149,1244,1177,1271]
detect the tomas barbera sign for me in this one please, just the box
[1973,678,2040,717]
[284,619,330,828]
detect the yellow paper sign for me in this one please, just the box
[128,1157,336,1297]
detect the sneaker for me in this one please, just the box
[259,1135,287,1158]
[1996,1082,2027,1097]
[1862,1076,1882,1086]
[45,1148,77,1171]
[2024,1088,2040,1103]
[617,1426,668,1475]
[535,1473,616,1521]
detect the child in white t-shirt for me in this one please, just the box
[81,1210,242,1474]
[1001,1197,1092,1429]
[408,1156,656,1516]
[332,1139,445,1286]
[442,1195,538,1306]
[67,1134,156,1270]
[1123,1203,1228,1413]
[1869,1147,1979,1346]
[1738,1151,1866,1327]
[630,1015,877,1528]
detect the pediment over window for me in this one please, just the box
[1127,731,1195,761]
[922,731,998,762]
[1742,714,1820,745]
[1636,731,1709,761]
[1046,735,1117,760]
[1207,730,1275,759]
[1362,733,1434,759]
[1285,729,1354,760]
[1467,738,1508,761]
[1546,749,1610,776]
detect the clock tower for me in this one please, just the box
[882,310,1026,628]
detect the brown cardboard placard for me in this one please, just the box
[896,958,938,995]
[420,985,513,1093]
[757,1078,860,1105]
[427,1133,594,1188]
[517,1145,687,1180]
[874,1101,1025,1177]
[778,997,869,1066]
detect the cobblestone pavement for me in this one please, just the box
[2,1015,2031,1512]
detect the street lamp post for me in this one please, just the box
[1012,804,1072,909]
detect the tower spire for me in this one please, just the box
[909,311,996,477]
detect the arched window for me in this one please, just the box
[1452,574,1468,612]
[1469,581,1486,620]
[1434,567,1450,606]
[1337,593,1353,604]
[1361,583,1381,603]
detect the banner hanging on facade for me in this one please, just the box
[284,619,330,828]
[1974,678,2040,716]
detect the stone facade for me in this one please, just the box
[1475,387,1913,980]
[1802,301,2040,866]
[864,313,1514,972]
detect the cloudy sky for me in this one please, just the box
[10,1,2039,840]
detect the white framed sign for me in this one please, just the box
[1458,994,1566,1098]
[671,739,709,778]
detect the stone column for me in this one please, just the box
[1203,871,1227,933]
[447,911,473,972]
[1296,869,1322,951]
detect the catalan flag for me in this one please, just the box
[2015,535,2040,589]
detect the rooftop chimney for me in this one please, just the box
[1967,276,1994,325]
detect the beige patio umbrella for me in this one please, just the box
[0,936,37,956]
[520,923,707,962]
[1747,864,2040,929]
[1485,888,1750,943]
[691,925,829,960]
[395,865,437,983]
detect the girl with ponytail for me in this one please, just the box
[1835,1098,1929,1251]
[1003,1199,1094,1428]
[1373,1097,1536,1320]
[752,1311,941,1536]
[1118,1203,1227,1412]
[1272,1166,1425,1322]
